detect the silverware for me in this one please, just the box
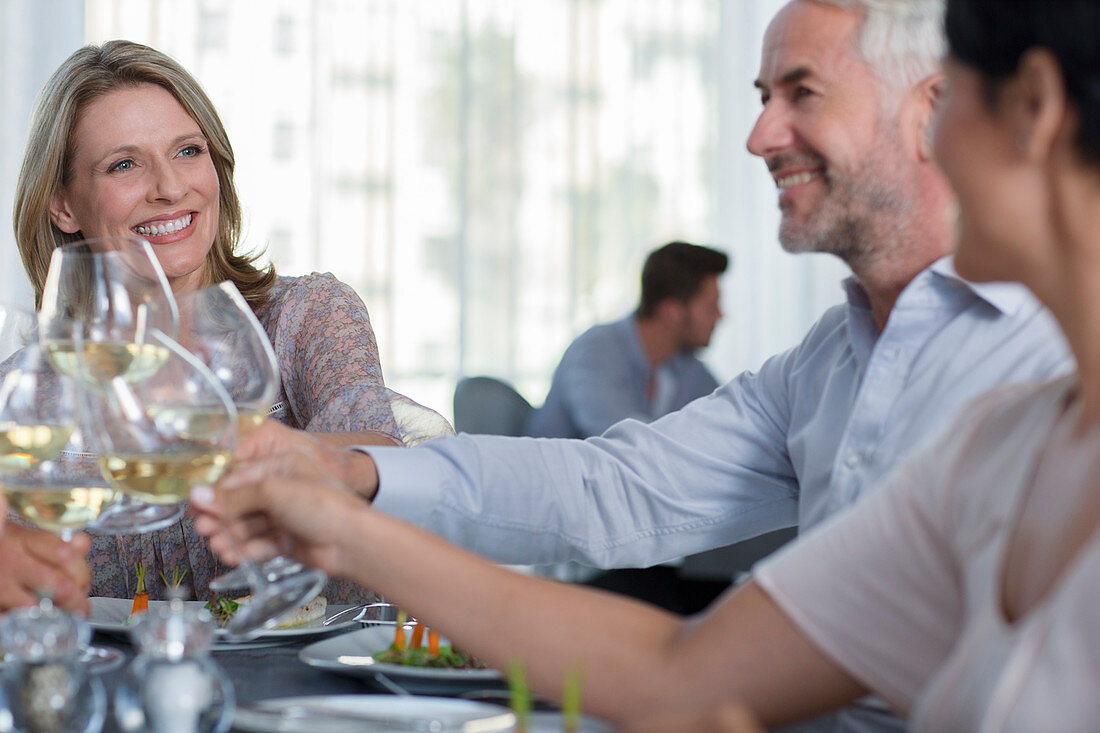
[322,602,416,627]
[373,671,412,696]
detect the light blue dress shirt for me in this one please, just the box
[368,258,1073,570]
[525,314,719,439]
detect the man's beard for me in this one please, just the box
[777,126,913,268]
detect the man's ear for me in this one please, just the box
[914,71,946,162]
[48,190,82,234]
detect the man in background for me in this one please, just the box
[526,241,727,439]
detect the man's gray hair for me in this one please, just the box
[816,0,945,92]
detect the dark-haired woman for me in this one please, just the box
[195,0,1100,729]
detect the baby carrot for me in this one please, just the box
[131,564,149,618]
[409,623,425,648]
[393,610,407,650]
[428,629,440,657]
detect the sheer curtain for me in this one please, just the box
[1,0,849,420]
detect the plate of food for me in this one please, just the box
[88,595,359,644]
[299,624,503,694]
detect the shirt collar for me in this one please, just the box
[842,255,1033,317]
[927,256,1032,315]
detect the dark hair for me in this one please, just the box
[945,0,1100,164]
[637,241,729,318]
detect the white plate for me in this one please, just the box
[526,711,614,733]
[232,694,515,733]
[300,625,503,694]
[87,597,360,645]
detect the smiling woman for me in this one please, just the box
[6,40,452,603]
[48,83,221,294]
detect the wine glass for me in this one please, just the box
[0,304,125,686]
[78,328,237,511]
[0,305,118,540]
[39,235,185,532]
[80,328,323,640]
[174,281,278,437]
[175,282,326,637]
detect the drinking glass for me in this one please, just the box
[174,282,278,437]
[0,305,123,692]
[78,329,237,511]
[81,329,323,640]
[175,283,326,637]
[39,236,184,531]
[0,305,118,540]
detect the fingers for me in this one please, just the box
[207,530,282,568]
[234,420,317,463]
[219,446,327,490]
[0,526,90,614]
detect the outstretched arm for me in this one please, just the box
[191,473,865,726]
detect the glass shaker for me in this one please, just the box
[113,593,233,733]
[0,597,106,733]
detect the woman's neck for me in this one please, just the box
[1039,173,1100,429]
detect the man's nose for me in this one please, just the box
[746,101,793,159]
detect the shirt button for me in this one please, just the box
[845,453,862,468]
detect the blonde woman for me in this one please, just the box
[9,40,449,601]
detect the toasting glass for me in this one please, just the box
[38,236,184,532]
[175,282,326,638]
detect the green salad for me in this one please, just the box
[373,644,486,669]
[204,596,239,628]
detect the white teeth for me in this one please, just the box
[134,213,192,237]
[775,171,821,189]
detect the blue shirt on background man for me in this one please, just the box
[525,314,719,439]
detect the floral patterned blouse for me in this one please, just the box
[82,273,445,603]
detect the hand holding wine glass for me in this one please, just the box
[176,282,327,637]
[0,304,97,613]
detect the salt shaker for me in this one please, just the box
[114,591,233,733]
[0,596,106,733]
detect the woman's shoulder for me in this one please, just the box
[258,273,365,321]
[269,272,356,300]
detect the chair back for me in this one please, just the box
[453,376,532,436]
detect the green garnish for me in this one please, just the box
[203,596,239,628]
[508,660,531,731]
[373,644,486,669]
[562,665,585,732]
[160,567,189,591]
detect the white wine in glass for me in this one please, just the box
[175,281,279,439]
[80,329,239,508]
[39,235,177,384]
[38,236,189,532]
[0,305,120,540]
[175,283,327,637]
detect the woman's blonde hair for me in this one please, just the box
[14,40,276,309]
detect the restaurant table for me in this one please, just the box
[93,629,393,733]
